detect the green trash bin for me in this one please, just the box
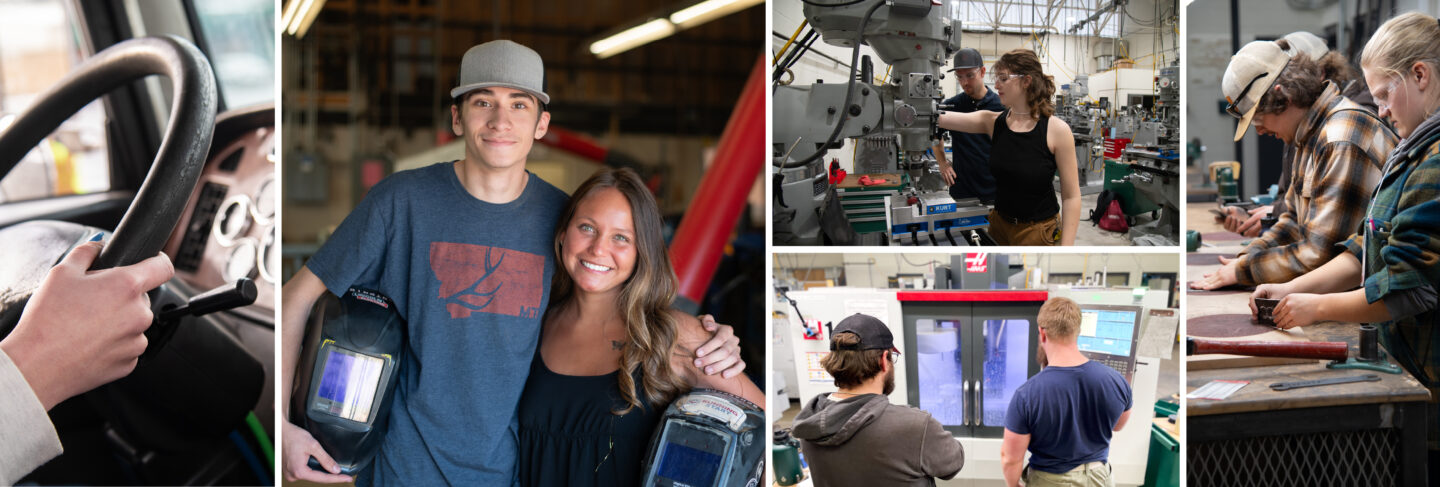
[1144,400,1180,487]
[1103,159,1163,216]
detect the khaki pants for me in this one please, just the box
[1023,462,1114,487]
[988,209,1060,246]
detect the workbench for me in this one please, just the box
[1186,247,1432,485]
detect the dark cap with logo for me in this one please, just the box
[947,48,984,71]
[830,314,895,351]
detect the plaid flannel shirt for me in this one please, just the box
[1341,130,1440,448]
[1235,84,1396,285]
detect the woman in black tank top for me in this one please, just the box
[516,168,766,486]
[935,49,1081,245]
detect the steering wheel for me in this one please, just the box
[0,35,215,329]
[0,36,263,458]
[0,34,216,270]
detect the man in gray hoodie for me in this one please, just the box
[791,314,964,486]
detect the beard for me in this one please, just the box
[882,365,896,395]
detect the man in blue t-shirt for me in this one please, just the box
[932,48,1005,204]
[1002,297,1132,487]
[277,40,747,486]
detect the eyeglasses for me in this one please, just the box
[1224,71,1270,118]
[887,349,901,363]
[995,73,1028,83]
[955,70,981,81]
[1374,76,1403,115]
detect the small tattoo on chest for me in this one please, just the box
[612,340,626,351]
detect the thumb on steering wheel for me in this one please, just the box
[58,241,103,271]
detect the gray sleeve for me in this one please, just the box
[0,349,62,485]
[1382,283,1438,321]
[919,416,965,480]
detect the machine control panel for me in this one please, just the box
[1076,304,1144,382]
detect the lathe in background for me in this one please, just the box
[771,0,1180,246]
[770,252,1181,486]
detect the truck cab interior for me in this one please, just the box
[0,1,275,484]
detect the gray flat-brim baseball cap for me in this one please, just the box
[948,48,984,71]
[451,40,550,105]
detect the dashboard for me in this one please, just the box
[162,104,276,323]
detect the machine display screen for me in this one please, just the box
[313,346,385,423]
[656,442,721,486]
[1077,309,1138,357]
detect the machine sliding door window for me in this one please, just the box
[915,318,964,426]
[904,302,1039,438]
[980,318,1030,428]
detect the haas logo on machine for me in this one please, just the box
[965,253,988,273]
[430,242,545,319]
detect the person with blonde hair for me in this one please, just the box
[1253,11,1440,475]
[937,49,1081,245]
[1001,297,1131,487]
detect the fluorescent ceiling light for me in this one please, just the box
[280,0,302,32]
[281,0,326,39]
[590,18,675,59]
[670,0,763,29]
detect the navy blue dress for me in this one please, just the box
[517,352,664,486]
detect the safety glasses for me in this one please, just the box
[1374,76,1403,115]
[995,73,1028,83]
[1225,71,1269,118]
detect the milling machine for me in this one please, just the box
[1112,62,1181,244]
[772,0,991,246]
[1055,75,1108,195]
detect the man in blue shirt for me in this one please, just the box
[277,40,746,485]
[1002,297,1132,487]
[932,48,1005,204]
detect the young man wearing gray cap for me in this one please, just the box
[1001,297,1131,487]
[791,313,964,486]
[933,48,1005,204]
[1192,40,1394,291]
[277,40,744,485]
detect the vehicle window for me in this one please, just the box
[0,0,110,203]
[192,0,276,108]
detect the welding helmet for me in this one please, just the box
[295,287,406,475]
[641,389,766,486]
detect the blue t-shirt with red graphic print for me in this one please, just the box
[308,161,569,486]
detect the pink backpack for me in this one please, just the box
[1098,199,1129,233]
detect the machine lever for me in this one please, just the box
[142,278,258,360]
[159,278,258,322]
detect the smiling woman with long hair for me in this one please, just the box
[514,167,764,486]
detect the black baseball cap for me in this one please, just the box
[947,48,984,72]
[830,314,897,352]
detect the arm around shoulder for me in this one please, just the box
[669,311,766,409]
